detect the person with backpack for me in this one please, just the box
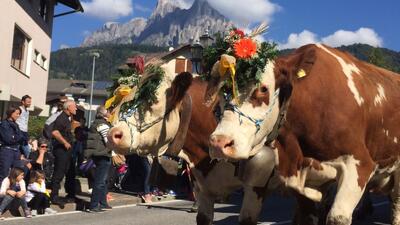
[84,106,112,212]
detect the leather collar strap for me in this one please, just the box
[265,100,289,146]
[165,94,192,156]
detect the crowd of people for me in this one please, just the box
[0,95,190,220]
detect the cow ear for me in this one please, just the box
[276,65,293,107]
[169,72,193,108]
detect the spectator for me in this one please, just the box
[28,138,54,184]
[25,170,56,216]
[84,106,112,212]
[16,95,32,158]
[0,107,24,183]
[50,100,76,206]
[0,168,31,219]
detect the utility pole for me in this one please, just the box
[88,51,100,128]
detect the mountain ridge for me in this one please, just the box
[82,0,230,47]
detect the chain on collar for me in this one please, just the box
[222,88,280,134]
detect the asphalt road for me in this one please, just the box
[0,193,392,225]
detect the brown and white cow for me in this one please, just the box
[107,62,278,225]
[205,44,400,225]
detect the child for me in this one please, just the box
[25,170,56,216]
[0,167,31,219]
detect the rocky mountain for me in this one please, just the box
[81,0,230,47]
[82,18,147,46]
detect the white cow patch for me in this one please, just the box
[316,44,364,106]
[374,83,387,106]
[326,155,369,223]
[395,137,398,144]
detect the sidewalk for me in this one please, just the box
[2,177,178,219]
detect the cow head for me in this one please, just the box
[205,52,296,160]
[108,62,193,157]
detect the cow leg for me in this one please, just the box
[239,185,265,225]
[326,155,375,225]
[196,191,215,225]
[390,169,400,225]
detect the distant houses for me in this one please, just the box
[0,0,83,119]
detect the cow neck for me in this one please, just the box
[165,94,192,156]
[121,96,178,154]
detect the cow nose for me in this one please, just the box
[209,135,235,152]
[110,129,124,145]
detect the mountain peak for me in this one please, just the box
[81,0,230,47]
[150,0,182,20]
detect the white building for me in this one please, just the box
[0,0,83,118]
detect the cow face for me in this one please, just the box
[206,55,292,160]
[108,64,193,156]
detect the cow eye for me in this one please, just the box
[260,86,268,93]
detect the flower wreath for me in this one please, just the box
[106,56,164,122]
[202,23,278,103]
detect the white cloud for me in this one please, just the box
[133,4,152,13]
[278,28,383,49]
[59,44,70,49]
[321,28,383,47]
[278,30,318,50]
[207,0,280,26]
[81,0,133,20]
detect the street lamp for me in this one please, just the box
[190,40,203,74]
[88,51,100,128]
[199,29,214,48]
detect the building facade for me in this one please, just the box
[0,0,82,118]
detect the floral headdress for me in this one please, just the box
[202,23,278,103]
[106,56,164,123]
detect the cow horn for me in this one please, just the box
[204,54,236,107]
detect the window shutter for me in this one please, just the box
[175,58,186,74]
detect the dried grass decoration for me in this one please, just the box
[202,23,278,104]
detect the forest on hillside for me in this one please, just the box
[49,43,400,81]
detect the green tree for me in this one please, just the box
[368,48,386,68]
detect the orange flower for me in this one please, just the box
[234,38,257,59]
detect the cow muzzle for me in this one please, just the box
[209,134,238,160]
[108,125,131,154]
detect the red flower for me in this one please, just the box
[126,56,145,74]
[234,29,245,38]
[234,38,257,59]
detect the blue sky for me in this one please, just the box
[52,0,400,51]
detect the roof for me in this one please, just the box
[47,79,111,98]
[57,0,84,12]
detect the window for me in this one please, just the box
[175,58,186,74]
[41,55,47,70]
[39,0,49,22]
[11,26,31,73]
[33,50,40,63]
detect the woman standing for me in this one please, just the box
[0,107,24,183]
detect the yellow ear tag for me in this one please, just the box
[297,69,307,78]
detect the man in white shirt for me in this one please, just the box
[16,95,31,158]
